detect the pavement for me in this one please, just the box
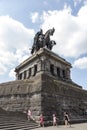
[35,123,87,130]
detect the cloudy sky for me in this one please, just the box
[0,0,87,90]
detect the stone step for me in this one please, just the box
[0,111,39,130]
[0,121,37,126]
[0,124,39,130]
[0,120,39,130]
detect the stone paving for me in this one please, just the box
[35,123,87,130]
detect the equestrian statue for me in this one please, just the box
[31,27,56,54]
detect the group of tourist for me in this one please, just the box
[39,112,71,127]
[25,109,71,127]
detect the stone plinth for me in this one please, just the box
[15,48,72,82]
[0,48,87,123]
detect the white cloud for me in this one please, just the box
[0,15,35,77]
[9,68,16,79]
[0,15,34,51]
[30,12,39,23]
[77,4,87,18]
[73,57,87,69]
[0,63,7,75]
[15,48,30,63]
[0,50,16,66]
[40,5,87,58]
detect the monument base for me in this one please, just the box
[0,48,87,124]
[0,71,87,123]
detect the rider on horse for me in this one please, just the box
[31,28,56,54]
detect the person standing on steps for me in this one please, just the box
[27,109,32,120]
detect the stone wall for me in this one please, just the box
[41,72,87,121]
[0,72,87,122]
[0,74,42,120]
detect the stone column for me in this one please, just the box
[66,68,70,79]
[26,70,29,79]
[31,67,34,76]
[37,61,42,72]
[54,66,57,76]
[22,72,24,80]
[45,60,50,72]
[60,68,63,78]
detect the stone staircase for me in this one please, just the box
[0,108,39,130]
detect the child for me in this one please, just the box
[53,114,57,126]
[27,109,32,120]
[39,114,44,127]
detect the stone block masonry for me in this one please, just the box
[0,75,42,121]
[0,48,87,124]
[0,71,87,123]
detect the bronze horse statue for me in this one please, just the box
[43,27,56,50]
[31,28,56,54]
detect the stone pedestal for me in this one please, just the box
[0,48,87,124]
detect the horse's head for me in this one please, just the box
[44,27,55,38]
[50,27,55,35]
[44,28,55,48]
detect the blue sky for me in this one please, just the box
[0,0,87,90]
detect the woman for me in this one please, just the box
[64,112,71,127]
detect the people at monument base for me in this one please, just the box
[64,112,71,127]
[27,109,32,120]
[25,109,72,128]
[52,114,57,126]
[39,114,44,127]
